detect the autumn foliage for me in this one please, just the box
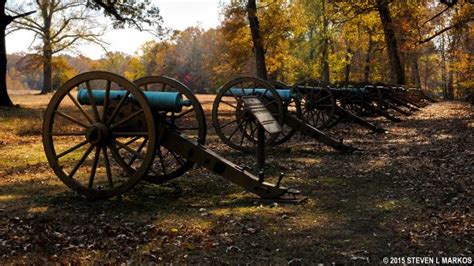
[5,1,473,98]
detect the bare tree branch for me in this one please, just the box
[417,17,474,44]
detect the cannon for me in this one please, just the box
[211,77,357,153]
[335,82,435,122]
[42,71,301,200]
[285,80,386,133]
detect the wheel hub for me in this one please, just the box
[86,123,110,146]
[242,109,254,121]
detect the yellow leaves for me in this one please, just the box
[123,57,144,80]
[51,56,77,90]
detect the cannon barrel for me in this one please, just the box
[224,86,374,101]
[77,89,192,112]
[225,88,293,102]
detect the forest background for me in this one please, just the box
[3,0,473,100]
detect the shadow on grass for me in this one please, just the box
[0,102,472,263]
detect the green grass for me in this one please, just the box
[0,93,471,263]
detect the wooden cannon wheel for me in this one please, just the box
[133,76,207,184]
[212,77,285,153]
[269,80,302,146]
[365,85,387,112]
[42,71,157,199]
[339,83,387,116]
[291,79,336,130]
[337,83,368,116]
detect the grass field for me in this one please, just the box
[0,91,472,263]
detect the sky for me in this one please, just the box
[6,0,229,60]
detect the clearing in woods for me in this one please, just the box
[0,91,472,263]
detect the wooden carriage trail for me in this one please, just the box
[0,83,472,263]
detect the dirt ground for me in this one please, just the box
[0,92,472,264]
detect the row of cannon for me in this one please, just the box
[42,71,431,200]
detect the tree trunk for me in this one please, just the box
[447,70,454,99]
[41,47,52,94]
[41,10,52,94]
[321,0,330,83]
[344,47,352,83]
[410,52,421,88]
[0,0,14,106]
[364,37,374,83]
[440,33,448,100]
[246,0,267,80]
[375,0,405,85]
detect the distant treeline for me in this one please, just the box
[6,0,473,98]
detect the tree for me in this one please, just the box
[85,0,163,34]
[51,55,77,89]
[246,0,267,80]
[8,0,106,94]
[220,0,302,82]
[293,0,336,82]
[0,0,33,106]
[375,0,406,85]
[0,0,163,105]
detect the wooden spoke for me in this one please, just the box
[111,132,149,137]
[219,118,238,129]
[55,110,89,128]
[101,80,111,122]
[258,88,269,99]
[252,81,257,94]
[239,122,248,146]
[314,110,322,125]
[67,92,93,124]
[52,131,86,136]
[170,150,185,166]
[250,122,257,147]
[176,107,195,118]
[68,144,95,178]
[88,146,100,189]
[56,139,89,159]
[227,88,238,99]
[102,146,114,188]
[106,91,131,126]
[228,119,245,141]
[156,147,167,174]
[126,138,148,166]
[111,109,144,129]
[113,140,145,160]
[123,136,141,146]
[221,100,238,109]
[85,81,100,122]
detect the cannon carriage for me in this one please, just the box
[211,77,357,153]
[211,77,392,153]
[43,71,301,200]
[42,71,430,200]
[300,82,431,124]
[211,77,432,153]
